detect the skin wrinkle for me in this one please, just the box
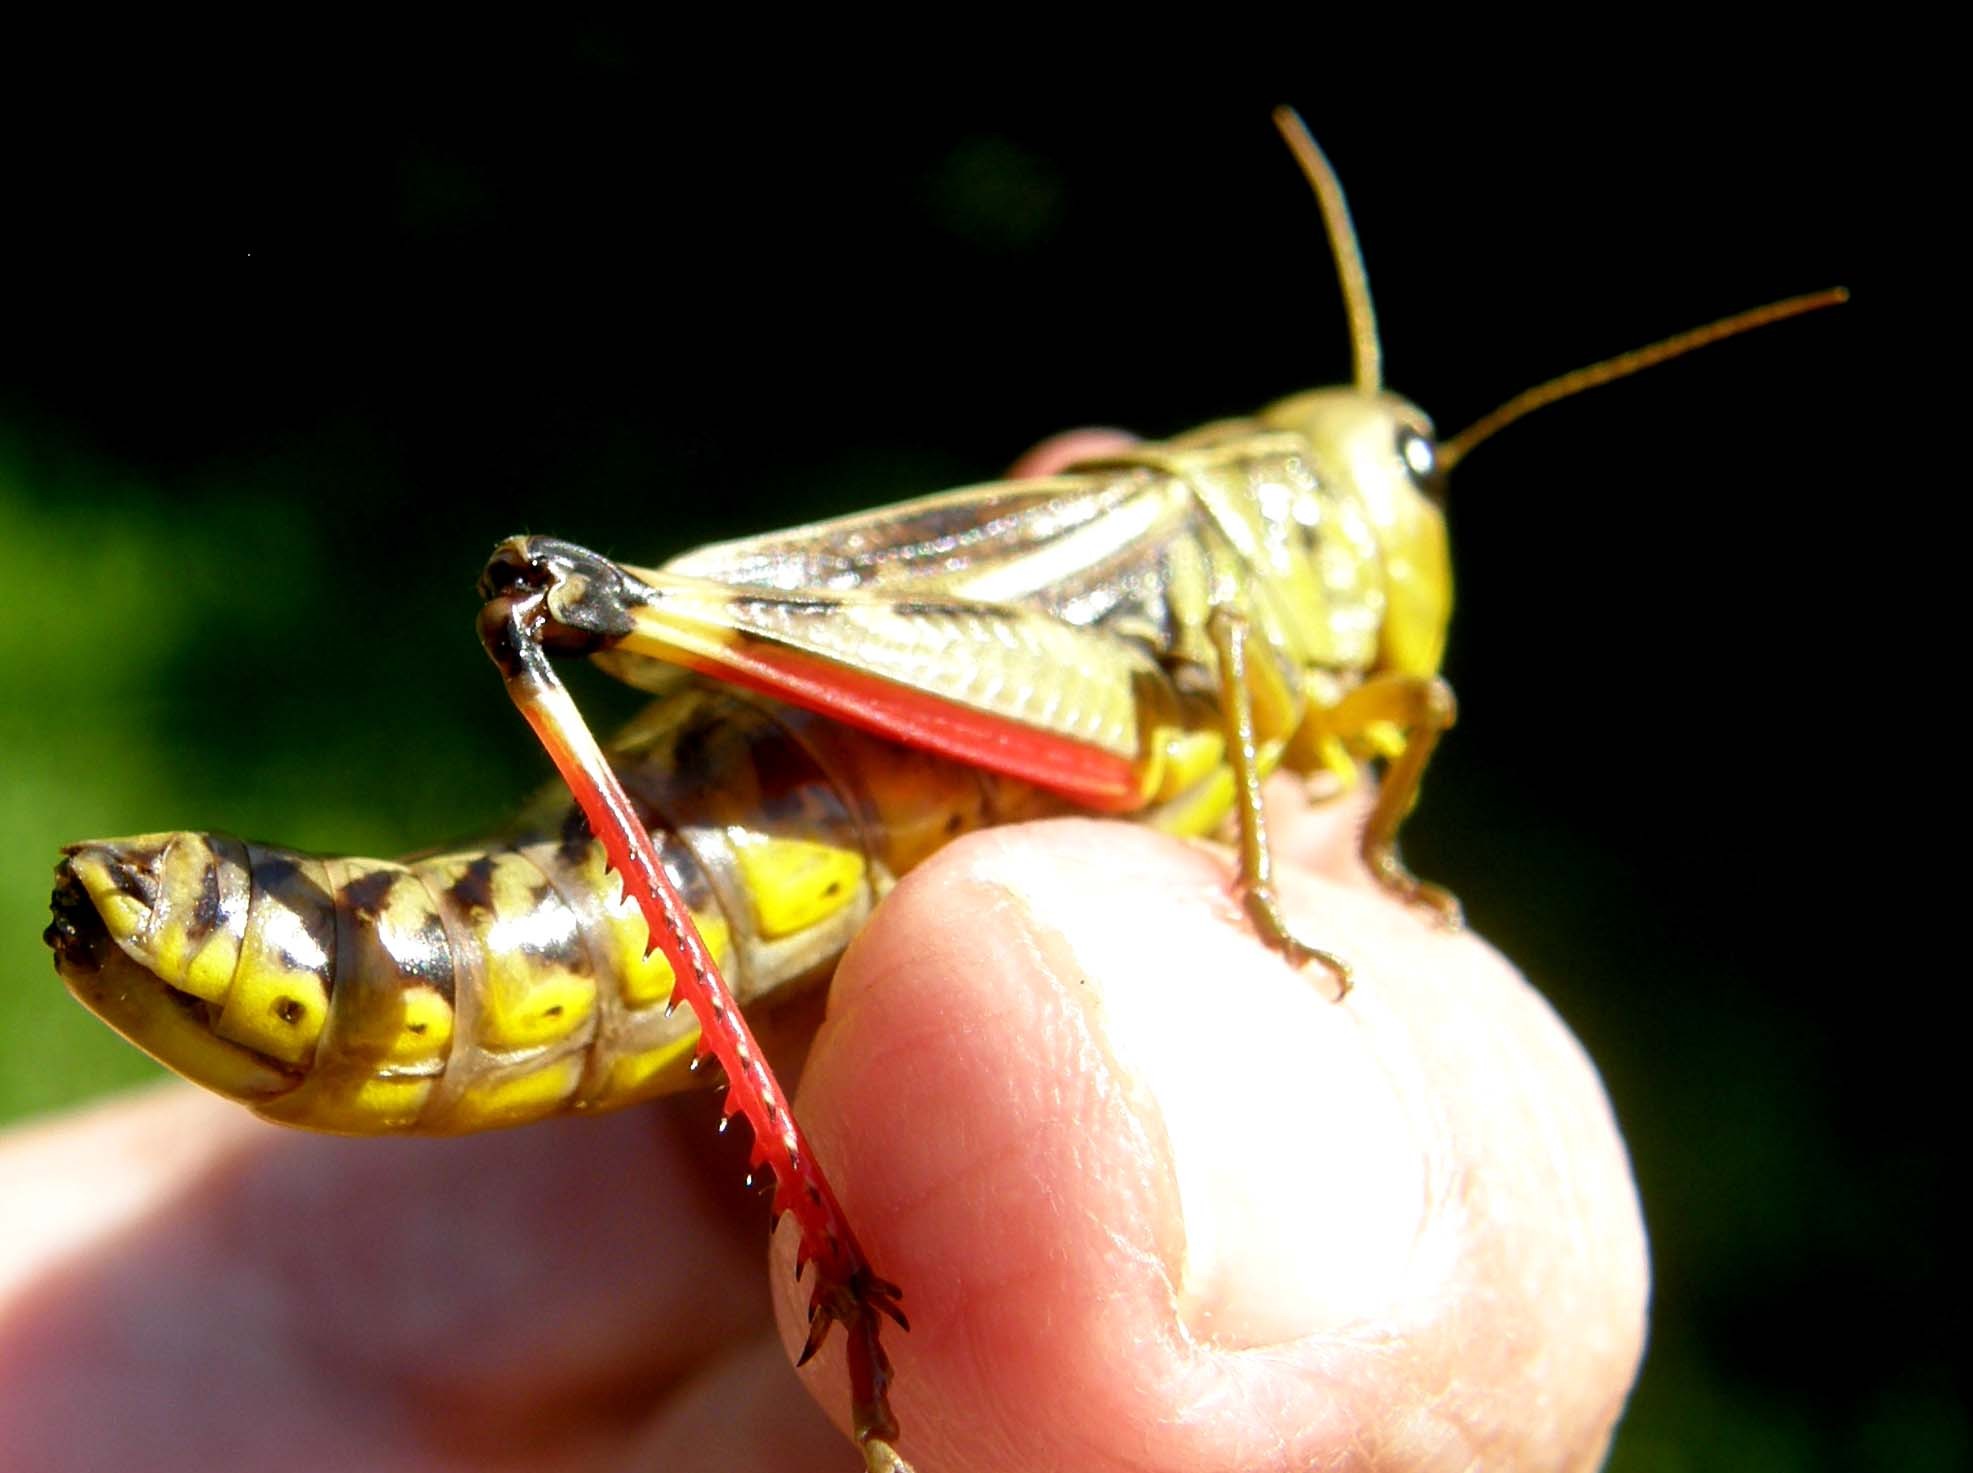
[970,872,1189,1306]
[902,1120,1101,1303]
[946,837,1385,1470]
[1163,1369,1286,1463]
[1418,949,1637,1461]
[1214,894,1437,1339]
[924,869,1185,1260]
[798,980,1015,1230]
[1291,858,1609,1466]
[1221,824,1630,1465]
[1305,942,1458,1340]
[978,875,1207,1419]
[923,856,1214,1465]
[786,850,1214,1469]
[823,882,1039,1125]
[991,841,1285,1424]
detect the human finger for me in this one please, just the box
[776,820,1648,1472]
[1005,427,1138,479]
[0,1078,793,1470]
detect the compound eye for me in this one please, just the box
[1396,425,1444,495]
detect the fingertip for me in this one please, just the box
[1262,776,1378,886]
[777,817,1647,1470]
[776,821,1438,1469]
[776,821,1192,1353]
[1005,428,1139,479]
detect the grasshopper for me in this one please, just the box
[44,112,1840,1472]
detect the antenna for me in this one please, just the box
[1438,288,1849,472]
[1273,107,1381,392]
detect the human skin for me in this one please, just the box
[0,435,1648,1472]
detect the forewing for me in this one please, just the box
[596,472,1205,809]
[662,473,1156,599]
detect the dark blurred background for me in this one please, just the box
[3,31,1935,1472]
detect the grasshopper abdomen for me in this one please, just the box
[48,684,1073,1136]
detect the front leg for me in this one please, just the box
[1209,608,1355,996]
[1326,672,1462,927]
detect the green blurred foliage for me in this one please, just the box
[0,432,520,1115]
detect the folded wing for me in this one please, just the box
[595,473,1204,809]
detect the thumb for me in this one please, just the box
[773,820,1648,1472]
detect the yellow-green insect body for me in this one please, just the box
[49,371,1456,1134]
[52,683,1073,1133]
[42,111,1838,1473]
[45,108,1833,1141]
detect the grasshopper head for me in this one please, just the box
[1259,387,1452,677]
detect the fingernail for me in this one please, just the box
[968,830,1433,1348]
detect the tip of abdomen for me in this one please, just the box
[50,841,306,1107]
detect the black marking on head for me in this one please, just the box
[272,997,306,1026]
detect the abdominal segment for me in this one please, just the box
[49,683,1069,1134]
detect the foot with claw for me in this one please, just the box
[800,1268,911,1470]
[1242,884,1355,996]
[1366,846,1466,930]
